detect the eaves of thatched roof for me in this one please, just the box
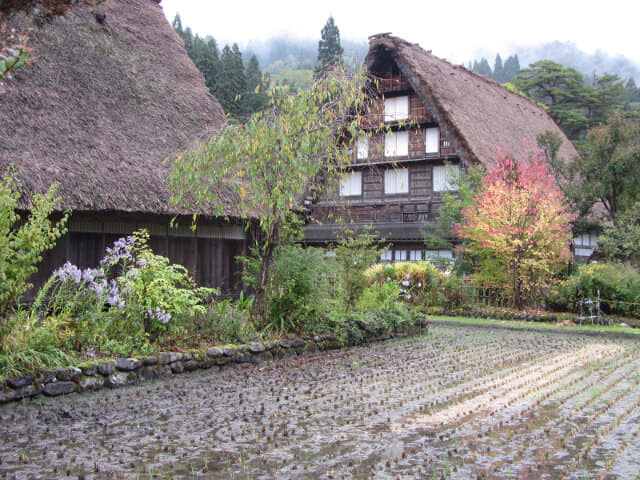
[365,35,578,168]
[0,0,239,218]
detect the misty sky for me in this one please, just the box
[160,0,638,66]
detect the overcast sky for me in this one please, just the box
[160,0,639,65]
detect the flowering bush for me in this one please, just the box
[363,261,471,309]
[34,230,214,350]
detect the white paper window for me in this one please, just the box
[575,247,594,257]
[425,250,453,260]
[356,135,368,160]
[384,96,409,122]
[426,127,440,154]
[380,250,392,262]
[395,250,407,261]
[433,165,460,192]
[384,168,409,195]
[339,171,362,197]
[384,131,409,157]
[574,233,598,247]
[410,250,422,261]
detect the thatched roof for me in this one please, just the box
[365,35,578,168]
[0,0,237,217]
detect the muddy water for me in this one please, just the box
[1,325,640,479]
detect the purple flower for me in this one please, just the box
[100,236,135,265]
[126,268,139,278]
[147,307,171,324]
[55,262,82,283]
[137,258,148,267]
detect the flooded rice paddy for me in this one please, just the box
[2,324,640,479]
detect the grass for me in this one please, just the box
[429,314,640,336]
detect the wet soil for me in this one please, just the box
[1,324,640,479]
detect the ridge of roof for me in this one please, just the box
[365,34,578,168]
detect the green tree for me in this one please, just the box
[596,203,640,262]
[0,169,69,314]
[241,54,269,113]
[514,61,624,141]
[315,16,343,77]
[171,13,183,36]
[472,58,492,78]
[623,78,640,112]
[513,60,588,139]
[217,43,247,116]
[577,112,640,220]
[493,54,504,82]
[502,54,521,83]
[582,73,625,127]
[181,26,195,57]
[168,67,368,322]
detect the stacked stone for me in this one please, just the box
[1,324,427,404]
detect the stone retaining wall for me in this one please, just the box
[0,325,427,405]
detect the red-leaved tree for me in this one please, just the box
[456,149,574,308]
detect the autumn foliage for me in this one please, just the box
[456,149,574,308]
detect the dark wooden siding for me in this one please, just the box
[27,215,248,299]
[409,162,432,197]
[363,168,383,199]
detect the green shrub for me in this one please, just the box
[0,310,74,377]
[0,168,69,314]
[332,228,384,308]
[356,280,402,312]
[194,296,259,344]
[363,261,472,309]
[547,263,640,318]
[265,245,340,334]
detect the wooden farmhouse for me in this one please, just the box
[304,34,578,262]
[0,0,247,294]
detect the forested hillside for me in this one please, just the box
[471,41,640,84]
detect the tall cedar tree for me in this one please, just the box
[315,17,343,77]
[456,150,573,308]
[493,54,504,83]
[169,67,368,322]
[172,15,267,119]
[502,54,520,82]
[472,58,492,78]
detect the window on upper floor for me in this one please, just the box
[426,127,440,154]
[433,165,460,192]
[384,168,408,195]
[356,135,368,160]
[384,96,409,122]
[339,171,362,197]
[384,131,409,157]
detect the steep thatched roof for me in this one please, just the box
[0,0,237,217]
[365,35,578,168]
